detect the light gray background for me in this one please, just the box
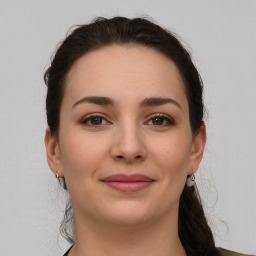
[0,1,255,255]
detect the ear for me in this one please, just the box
[187,123,206,175]
[44,127,64,178]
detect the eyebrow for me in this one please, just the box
[72,96,114,109]
[140,97,182,110]
[72,96,182,110]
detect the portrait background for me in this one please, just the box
[0,0,255,255]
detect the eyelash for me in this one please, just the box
[80,114,111,126]
[145,113,175,126]
[80,113,175,127]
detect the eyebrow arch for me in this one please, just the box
[140,97,182,110]
[72,96,114,109]
[72,96,182,110]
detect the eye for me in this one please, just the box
[146,114,175,126]
[81,115,110,126]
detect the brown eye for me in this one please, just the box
[81,115,109,126]
[146,114,175,126]
[152,117,164,125]
[90,117,103,125]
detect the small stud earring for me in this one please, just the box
[54,172,67,190]
[190,173,195,181]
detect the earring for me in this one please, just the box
[190,173,195,181]
[55,172,67,190]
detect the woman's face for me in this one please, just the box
[46,45,205,228]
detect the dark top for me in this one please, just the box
[63,246,253,256]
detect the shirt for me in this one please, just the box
[63,246,253,256]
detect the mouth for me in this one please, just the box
[101,174,155,193]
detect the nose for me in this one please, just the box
[110,122,147,163]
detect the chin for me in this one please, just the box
[97,201,160,228]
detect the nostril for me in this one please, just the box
[115,155,142,160]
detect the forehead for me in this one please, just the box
[64,44,188,109]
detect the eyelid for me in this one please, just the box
[80,113,112,125]
[144,113,175,126]
[79,112,175,126]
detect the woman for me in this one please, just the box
[44,17,250,256]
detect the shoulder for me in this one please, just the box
[219,248,254,256]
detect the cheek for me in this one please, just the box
[59,132,109,179]
[151,135,191,169]
[148,133,191,189]
[144,134,192,212]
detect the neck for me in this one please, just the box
[69,206,186,256]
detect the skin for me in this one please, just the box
[45,44,206,256]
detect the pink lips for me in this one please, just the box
[101,174,154,192]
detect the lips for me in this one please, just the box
[101,174,155,192]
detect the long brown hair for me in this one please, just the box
[44,16,219,255]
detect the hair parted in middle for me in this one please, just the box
[44,16,219,256]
